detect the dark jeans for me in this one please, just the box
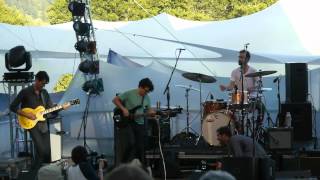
[29,123,51,173]
[116,123,145,165]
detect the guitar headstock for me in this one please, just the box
[62,99,80,109]
[69,99,80,105]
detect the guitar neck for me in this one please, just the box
[42,105,64,115]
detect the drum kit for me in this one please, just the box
[174,70,276,146]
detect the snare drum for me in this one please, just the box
[202,110,233,146]
[229,90,249,107]
[203,101,227,117]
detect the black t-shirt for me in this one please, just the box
[10,85,53,112]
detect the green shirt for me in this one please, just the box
[119,89,151,124]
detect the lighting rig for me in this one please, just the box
[68,0,103,95]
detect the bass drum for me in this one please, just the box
[202,110,233,146]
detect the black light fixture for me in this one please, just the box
[73,21,91,36]
[5,46,32,71]
[4,46,33,82]
[75,39,89,52]
[82,78,104,94]
[78,60,99,74]
[68,1,86,16]
[75,40,96,54]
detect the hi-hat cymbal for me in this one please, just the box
[251,87,272,92]
[175,84,200,92]
[182,72,216,83]
[245,70,277,77]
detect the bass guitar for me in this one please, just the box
[18,99,80,130]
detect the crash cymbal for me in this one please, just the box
[245,70,277,77]
[175,84,200,92]
[182,72,216,83]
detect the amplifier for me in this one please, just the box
[266,127,293,150]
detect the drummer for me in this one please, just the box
[219,49,257,93]
[219,50,265,129]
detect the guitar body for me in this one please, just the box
[113,106,141,128]
[18,106,46,130]
[18,99,80,130]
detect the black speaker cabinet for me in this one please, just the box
[285,63,308,102]
[222,157,259,180]
[280,102,312,141]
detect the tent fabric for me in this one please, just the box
[0,0,320,69]
[107,49,142,67]
[1,0,320,157]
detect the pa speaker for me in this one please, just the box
[280,102,312,141]
[285,63,308,102]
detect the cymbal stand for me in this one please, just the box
[249,74,264,155]
[195,79,203,145]
[181,86,197,136]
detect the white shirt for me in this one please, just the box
[230,66,257,91]
[67,165,87,180]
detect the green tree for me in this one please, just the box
[47,0,277,24]
[53,73,73,92]
[0,0,31,25]
[47,0,71,24]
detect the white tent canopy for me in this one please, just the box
[1,0,320,78]
[1,0,320,157]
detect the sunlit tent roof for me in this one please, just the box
[1,0,320,77]
[1,0,320,159]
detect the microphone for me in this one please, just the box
[273,76,280,83]
[210,93,214,100]
[244,43,250,50]
[177,48,186,51]
[234,85,238,92]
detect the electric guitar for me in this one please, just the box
[18,99,80,130]
[113,105,156,128]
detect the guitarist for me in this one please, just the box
[10,71,67,177]
[113,78,155,166]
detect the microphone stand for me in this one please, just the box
[240,63,245,135]
[163,49,184,109]
[275,77,281,127]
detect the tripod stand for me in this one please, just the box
[181,85,199,138]
[77,93,93,152]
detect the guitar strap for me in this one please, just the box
[40,90,47,108]
[39,90,49,133]
[140,95,145,108]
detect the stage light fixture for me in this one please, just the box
[75,40,96,54]
[68,2,86,16]
[75,39,89,52]
[73,21,91,36]
[78,60,99,74]
[82,78,104,94]
[5,46,32,71]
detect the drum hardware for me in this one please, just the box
[175,84,200,92]
[176,84,199,139]
[181,72,216,146]
[247,70,276,144]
